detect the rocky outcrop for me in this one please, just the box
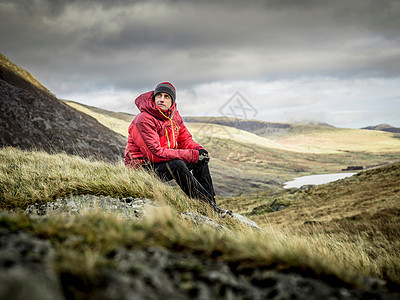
[25,194,260,231]
[0,54,126,162]
[0,195,396,299]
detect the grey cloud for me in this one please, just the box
[0,0,147,15]
[1,0,400,94]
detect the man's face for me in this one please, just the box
[154,92,172,110]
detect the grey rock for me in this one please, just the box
[0,230,64,300]
[181,212,230,231]
[300,184,316,190]
[182,211,260,232]
[270,199,287,212]
[232,212,260,230]
[251,199,287,215]
[25,194,157,220]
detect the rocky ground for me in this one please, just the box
[1,229,398,300]
[1,195,399,299]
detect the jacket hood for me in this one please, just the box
[135,91,176,120]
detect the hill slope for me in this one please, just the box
[220,163,400,286]
[0,54,126,162]
[250,163,400,228]
[362,124,400,134]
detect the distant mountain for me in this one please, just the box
[184,116,291,136]
[0,54,125,162]
[362,124,400,133]
[184,116,334,137]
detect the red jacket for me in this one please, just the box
[124,91,203,168]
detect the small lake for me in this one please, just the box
[284,172,357,189]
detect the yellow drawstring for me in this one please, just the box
[157,108,177,149]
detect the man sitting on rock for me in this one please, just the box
[124,82,232,217]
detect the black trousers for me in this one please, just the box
[144,159,216,205]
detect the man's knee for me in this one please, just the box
[167,159,188,172]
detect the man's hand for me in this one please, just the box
[198,149,210,165]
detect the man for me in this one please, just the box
[124,82,232,217]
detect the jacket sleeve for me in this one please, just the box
[133,115,199,164]
[177,122,204,150]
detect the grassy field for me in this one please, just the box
[271,126,400,153]
[1,147,399,294]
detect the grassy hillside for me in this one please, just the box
[220,163,400,222]
[64,100,134,137]
[63,100,135,123]
[0,147,399,298]
[0,147,203,214]
[218,163,400,286]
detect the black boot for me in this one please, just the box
[212,203,233,218]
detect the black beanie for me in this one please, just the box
[154,82,176,104]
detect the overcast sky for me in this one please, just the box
[1,0,400,128]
